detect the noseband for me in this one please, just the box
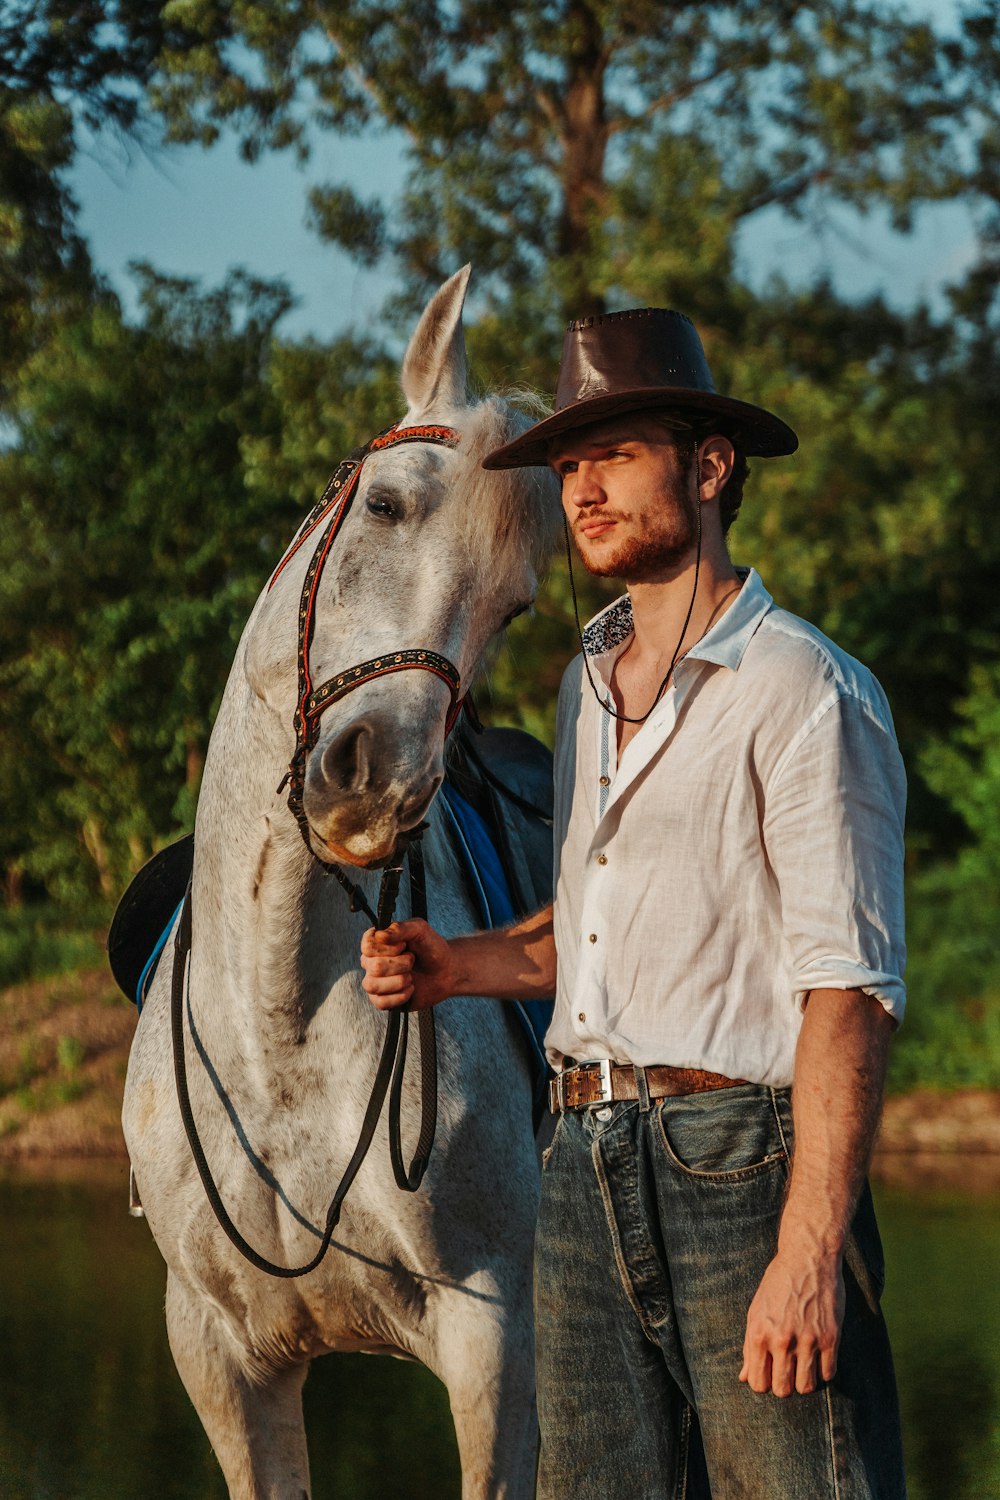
[270,423,463,887]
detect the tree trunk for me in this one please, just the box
[82,815,114,897]
[3,862,24,910]
[557,0,609,317]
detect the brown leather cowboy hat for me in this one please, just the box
[482,308,798,469]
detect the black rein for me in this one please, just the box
[170,840,437,1280]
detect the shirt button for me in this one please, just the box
[578,1012,586,1023]
[599,774,610,786]
[596,853,608,865]
[588,933,598,944]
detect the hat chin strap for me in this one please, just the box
[565,499,702,725]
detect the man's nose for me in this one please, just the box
[569,459,604,506]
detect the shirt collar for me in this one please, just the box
[582,567,773,675]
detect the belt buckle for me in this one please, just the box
[554,1059,614,1111]
[593,1058,613,1105]
[568,1059,613,1109]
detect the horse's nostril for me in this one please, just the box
[321,722,372,794]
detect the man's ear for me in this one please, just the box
[697,435,735,500]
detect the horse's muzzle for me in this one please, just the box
[303,713,443,867]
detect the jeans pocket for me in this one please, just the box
[655,1089,789,1181]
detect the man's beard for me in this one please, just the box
[575,487,699,581]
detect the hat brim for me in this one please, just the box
[482,387,798,469]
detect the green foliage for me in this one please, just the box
[891,868,1000,1092]
[887,664,1000,1088]
[0,3,171,404]
[8,1039,40,1094]
[0,907,105,988]
[56,1034,86,1074]
[0,269,297,904]
[920,661,1000,877]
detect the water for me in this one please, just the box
[0,1160,997,1499]
[875,1175,1000,1500]
[0,1162,459,1500]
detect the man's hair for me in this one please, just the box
[647,410,750,536]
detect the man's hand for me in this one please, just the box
[739,1246,845,1396]
[360,904,556,1013]
[737,987,892,1397]
[360,919,454,1011]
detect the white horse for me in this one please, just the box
[122,266,560,1499]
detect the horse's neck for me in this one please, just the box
[190,662,372,1061]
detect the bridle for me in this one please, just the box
[171,422,465,1279]
[272,420,463,908]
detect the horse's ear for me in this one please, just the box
[400,264,471,416]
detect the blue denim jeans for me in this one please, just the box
[534,1085,906,1499]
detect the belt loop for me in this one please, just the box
[634,1064,651,1113]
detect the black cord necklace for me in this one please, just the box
[564,500,703,726]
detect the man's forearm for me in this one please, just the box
[448,904,557,1000]
[780,987,894,1256]
[361,904,556,1010]
[740,987,895,1396]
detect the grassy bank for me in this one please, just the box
[0,967,135,1159]
[1,959,999,1164]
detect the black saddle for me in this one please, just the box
[107,832,194,1005]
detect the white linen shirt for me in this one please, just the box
[548,568,907,1087]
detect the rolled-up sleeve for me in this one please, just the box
[762,690,907,1023]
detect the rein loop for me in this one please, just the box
[170,839,437,1280]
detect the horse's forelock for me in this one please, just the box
[455,395,561,574]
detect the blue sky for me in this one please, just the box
[70,126,405,341]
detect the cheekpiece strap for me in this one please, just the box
[267,422,460,593]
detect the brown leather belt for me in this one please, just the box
[549,1060,750,1113]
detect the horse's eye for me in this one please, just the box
[501,602,531,629]
[366,493,400,520]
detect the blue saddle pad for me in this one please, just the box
[440,782,553,1111]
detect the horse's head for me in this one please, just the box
[245,266,560,867]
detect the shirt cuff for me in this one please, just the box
[793,961,906,1025]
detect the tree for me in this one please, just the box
[884,662,1000,1089]
[137,6,1000,843]
[0,2,175,403]
[0,269,299,905]
[148,0,974,326]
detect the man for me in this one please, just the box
[361,309,907,1499]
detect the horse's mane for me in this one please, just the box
[456,393,562,573]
